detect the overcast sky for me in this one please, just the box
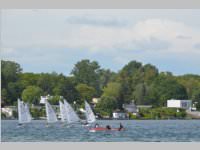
[1,9,200,75]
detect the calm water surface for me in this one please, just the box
[1,120,200,142]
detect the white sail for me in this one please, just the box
[24,103,32,122]
[18,99,31,124]
[59,100,67,122]
[63,100,80,124]
[84,100,96,123]
[45,100,58,123]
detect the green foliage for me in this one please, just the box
[102,82,122,108]
[71,59,101,93]
[48,95,61,105]
[12,110,18,119]
[52,76,80,104]
[128,112,138,119]
[22,86,43,105]
[98,69,116,90]
[1,112,7,119]
[2,59,200,117]
[75,84,96,102]
[147,73,188,106]
[95,96,117,116]
[138,107,186,119]
[1,60,22,105]
[102,82,121,98]
[1,60,22,88]
[30,107,41,119]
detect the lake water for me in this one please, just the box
[1,120,200,142]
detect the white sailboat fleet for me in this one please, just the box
[18,96,96,126]
[59,99,80,124]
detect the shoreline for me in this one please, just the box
[2,118,200,121]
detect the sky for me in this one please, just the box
[1,9,200,75]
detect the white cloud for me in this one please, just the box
[1,10,200,75]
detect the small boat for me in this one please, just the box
[89,127,125,132]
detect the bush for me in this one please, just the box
[128,112,138,119]
[1,112,7,119]
[12,110,18,118]
[138,107,186,119]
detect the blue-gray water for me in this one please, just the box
[1,120,200,142]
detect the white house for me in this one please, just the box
[1,107,14,117]
[167,99,192,110]
[112,110,127,119]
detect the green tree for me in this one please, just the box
[95,96,117,116]
[71,59,101,93]
[75,84,96,102]
[102,82,122,108]
[147,73,188,106]
[1,60,22,105]
[132,83,149,105]
[191,88,200,110]
[22,86,43,104]
[52,76,80,104]
[98,69,116,90]
[1,60,22,89]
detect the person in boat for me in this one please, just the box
[83,122,89,126]
[106,125,111,130]
[94,123,99,128]
[118,123,124,131]
[18,123,23,127]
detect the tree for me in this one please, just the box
[143,64,158,84]
[1,60,22,105]
[75,84,96,102]
[147,74,188,106]
[132,83,149,105]
[102,82,121,98]
[71,59,101,93]
[52,76,80,104]
[191,88,200,110]
[22,86,43,104]
[102,82,122,108]
[95,96,117,116]
[1,60,22,89]
[98,69,116,91]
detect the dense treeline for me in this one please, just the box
[1,60,200,115]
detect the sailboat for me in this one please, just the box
[59,100,68,122]
[63,99,80,124]
[45,99,58,123]
[17,99,32,125]
[84,100,96,124]
[24,103,32,122]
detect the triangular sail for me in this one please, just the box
[24,103,32,122]
[18,99,31,124]
[63,100,80,123]
[84,100,96,123]
[45,100,58,123]
[59,100,67,122]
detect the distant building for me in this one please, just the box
[1,106,17,118]
[167,99,192,110]
[92,98,101,104]
[112,110,127,119]
[123,101,138,115]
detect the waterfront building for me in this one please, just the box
[167,99,192,110]
[112,109,127,119]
